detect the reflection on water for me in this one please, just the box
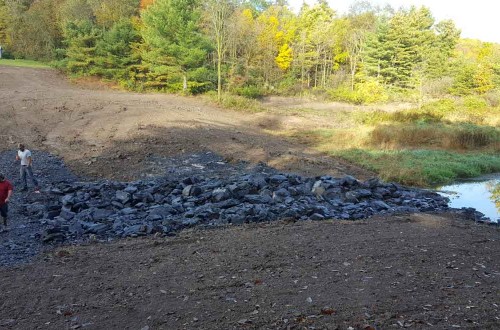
[438,174,500,223]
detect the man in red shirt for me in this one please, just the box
[0,173,13,231]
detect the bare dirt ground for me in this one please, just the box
[0,66,369,181]
[1,214,499,329]
[0,66,499,330]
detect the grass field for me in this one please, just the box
[274,96,500,186]
[0,58,51,69]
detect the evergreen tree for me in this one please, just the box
[93,19,141,82]
[139,0,212,92]
[363,6,436,88]
[425,19,460,78]
[62,20,102,74]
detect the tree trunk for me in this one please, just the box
[217,43,222,102]
[351,61,356,91]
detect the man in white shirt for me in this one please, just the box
[15,144,39,192]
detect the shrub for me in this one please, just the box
[420,99,456,116]
[422,77,454,98]
[462,95,488,112]
[203,92,264,113]
[167,82,212,95]
[354,80,389,104]
[446,124,500,150]
[355,108,444,125]
[234,85,266,99]
[276,75,304,96]
[385,86,420,103]
[483,90,500,107]
[328,79,388,104]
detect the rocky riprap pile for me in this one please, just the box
[37,170,453,243]
[0,150,493,266]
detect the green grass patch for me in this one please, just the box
[354,98,500,126]
[204,92,265,113]
[333,149,500,186]
[0,59,51,69]
[354,99,456,125]
[296,122,500,152]
[293,123,500,186]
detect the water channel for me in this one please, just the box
[437,174,500,223]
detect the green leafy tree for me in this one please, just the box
[275,42,292,71]
[1,0,63,60]
[295,2,336,88]
[224,8,258,89]
[59,0,94,26]
[253,4,295,87]
[204,0,234,101]
[88,0,140,28]
[0,0,10,52]
[451,40,496,95]
[343,11,376,90]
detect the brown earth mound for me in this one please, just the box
[0,66,369,181]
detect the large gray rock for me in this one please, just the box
[59,208,76,221]
[61,194,75,206]
[115,191,131,204]
[92,209,115,221]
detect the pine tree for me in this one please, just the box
[139,0,212,92]
[363,6,436,88]
[63,20,102,74]
[93,19,141,82]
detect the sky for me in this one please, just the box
[288,0,500,44]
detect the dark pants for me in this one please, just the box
[20,165,38,189]
[0,203,7,219]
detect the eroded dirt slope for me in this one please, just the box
[0,66,369,181]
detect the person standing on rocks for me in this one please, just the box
[15,144,40,192]
[0,173,13,231]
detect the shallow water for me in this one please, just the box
[438,174,500,223]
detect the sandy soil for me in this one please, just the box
[0,66,499,330]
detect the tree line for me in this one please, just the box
[1,0,500,103]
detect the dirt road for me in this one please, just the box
[0,66,499,330]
